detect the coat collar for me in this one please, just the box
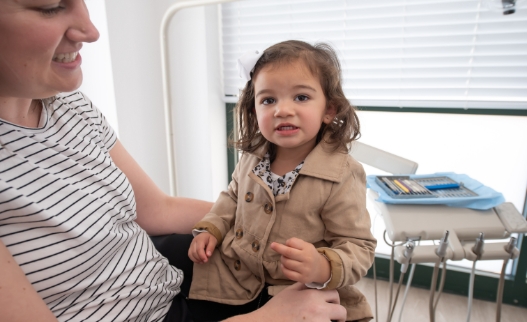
[250,136,349,184]
[300,139,348,183]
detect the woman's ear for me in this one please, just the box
[323,104,337,124]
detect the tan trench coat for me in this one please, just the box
[190,141,377,321]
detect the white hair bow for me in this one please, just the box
[237,50,264,82]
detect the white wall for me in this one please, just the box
[104,1,228,200]
[79,0,118,133]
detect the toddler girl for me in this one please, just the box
[188,40,376,322]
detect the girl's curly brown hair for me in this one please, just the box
[232,40,360,160]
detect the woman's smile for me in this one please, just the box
[52,51,79,63]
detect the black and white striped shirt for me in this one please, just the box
[0,92,181,321]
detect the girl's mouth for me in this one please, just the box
[276,125,298,131]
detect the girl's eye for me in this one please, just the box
[295,95,309,102]
[39,6,65,17]
[262,98,275,105]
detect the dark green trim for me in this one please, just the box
[357,106,527,116]
[226,103,237,181]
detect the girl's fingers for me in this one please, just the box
[196,243,208,262]
[270,242,302,260]
[189,249,200,263]
[284,237,306,249]
[188,242,198,262]
[205,238,215,257]
[280,256,304,272]
[281,263,304,283]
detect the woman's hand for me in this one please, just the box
[270,237,331,285]
[225,282,346,322]
[188,232,217,263]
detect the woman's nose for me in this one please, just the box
[66,1,100,43]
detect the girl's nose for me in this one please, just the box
[274,101,294,117]
[66,1,100,43]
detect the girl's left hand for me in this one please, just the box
[270,238,331,285]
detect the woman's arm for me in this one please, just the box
[109,139,213,235]
[1,239,346,322]
[0,240,58,322]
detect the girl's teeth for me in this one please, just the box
[279,126,295,130]
[53,52,78,63]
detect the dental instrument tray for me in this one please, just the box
[374,175,478,199]
[367,173,505,210]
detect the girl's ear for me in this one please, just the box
[323,104,337,124]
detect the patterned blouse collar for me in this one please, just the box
[252,153,304,196]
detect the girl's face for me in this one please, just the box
[253,59,335,157]
[0,0,99,99]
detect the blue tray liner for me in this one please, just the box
[366,172,505,210]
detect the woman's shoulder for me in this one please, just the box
[45,91,106,126]
[48,91,93,110]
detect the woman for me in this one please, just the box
[0,0,346,321]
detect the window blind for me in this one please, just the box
[221,0,527,109]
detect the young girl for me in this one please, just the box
[188,40,376,322]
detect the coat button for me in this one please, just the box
[235,228,244,239]
[234,260,241,271]
[264,203,273,214]
[251,240,260,252]
[245,192,254,202]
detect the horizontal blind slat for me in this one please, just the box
[221,0,527,106]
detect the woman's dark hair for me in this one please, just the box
[232,40,360,159]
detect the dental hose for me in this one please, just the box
[430,230,450,322]
[429,258,442,322]
[496,237,517,322]
[388,272,405,322]
[397,263,416,322]
[433,260,447,312]
[383,230,405,322]
[467,233,485,322]
[387,245,395,322]
[495,260,507,322]
[373,258,378,322]
[466,260,477,322]
[388,240,414,322]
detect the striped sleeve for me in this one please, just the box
[77,92,117,151]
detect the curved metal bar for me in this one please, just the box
[160,0,240,196]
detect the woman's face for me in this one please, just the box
[0,0,99,99]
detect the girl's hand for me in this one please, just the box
[270,238,331,285]
[188,232,217,264]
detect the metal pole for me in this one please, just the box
[160,0,240,196]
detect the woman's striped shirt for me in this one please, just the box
[0,92,181,321]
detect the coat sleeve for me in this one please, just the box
[192,154,244,245]
[317,157,377,290]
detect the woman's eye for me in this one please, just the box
[39,6,65,17]
[262,98,275,105]
[295,95,309,102]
